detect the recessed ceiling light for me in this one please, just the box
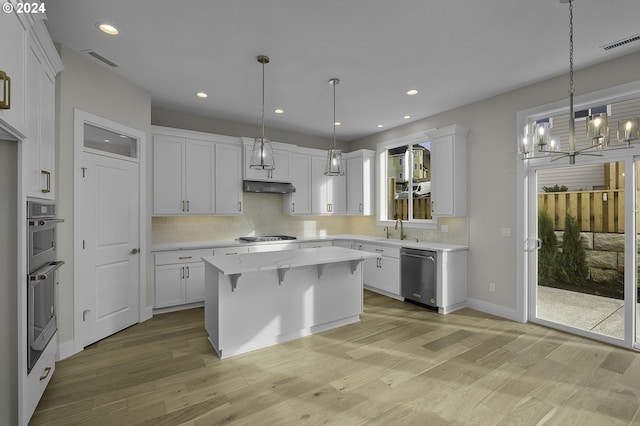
[404,115,411,119]
[406,89,418,96]
[97,23,119,35]
[119,134,127,138]
[334,121,341,126]
[196,92,208,98]
[104,139,110,143]
[274,109,284,114]
[377,124,384,128]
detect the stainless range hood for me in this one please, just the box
[243,180,296,194]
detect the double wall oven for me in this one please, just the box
[27,198,64,373]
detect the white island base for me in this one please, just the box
[203,247,379,359]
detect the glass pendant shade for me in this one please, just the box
[250,137,275,170]
[325,148,344,176]
[617,117,640,144]
[518,132,532,156]
[532,122,551,152]
[586,113,609,147]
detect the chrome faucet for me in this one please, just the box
[384,226,390,239]
[395,219,406,240]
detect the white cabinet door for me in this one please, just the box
[184,139,215,214]
[346,150,375,216]
[248,243,299,253]
[333,240,353,249]
[299,241,332,249]
[428,126,467,217]
[362,244,401,298]
[311,155,329,213]
[184,262,205,304]
[327,173,347,214]
[213,246,250,256]
[153,135,185,214]
[380,256,400,295]
[215,142,243,215]
[287,152,312,215]
[155,264,185,308]
[0,11,27,135]
[24,36,57,199]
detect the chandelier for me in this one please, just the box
[324,78,345,176]
[250,55,276,170]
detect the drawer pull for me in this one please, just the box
[375,249,384,252]
[41,170,51,193]
[178,256,193,260]
[225,252,238,256]
[0,70,10,110]
[39,367,52,381]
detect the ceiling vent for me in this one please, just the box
[81,49,119,67]
[601,34,640,51]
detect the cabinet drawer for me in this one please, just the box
[213,246,250,256]
[248,243,298,253]
[155,249,213,265]
[361,244,400,259]
[299,241,332,249]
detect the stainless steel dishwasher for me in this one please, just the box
[400,248,437,308]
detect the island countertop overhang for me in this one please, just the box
[202,246,379,276]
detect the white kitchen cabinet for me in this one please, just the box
[154,249,212,309]
[152,127,243,216]
[284,151,312,215]
[345,149,375,216]
[248,242,299,253]
[311,155,346,215]
[427,125,468,217]
[213,246,250,256]
[0,9,27,137]
[333,240,354,249]
[24,32,57,199]
[362,244,401,299]
[242,137,292,182]
[215,142,243,215]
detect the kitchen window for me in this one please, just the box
[377,132,434,226]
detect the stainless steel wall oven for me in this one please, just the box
[27,198,64,373]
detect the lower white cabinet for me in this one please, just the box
[333,240,354,249]
[361,244,401,298]
[299,241,332,249]
[248,242,299,253]
[154,249,212,308]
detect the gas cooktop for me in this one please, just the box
[238,235,297,242]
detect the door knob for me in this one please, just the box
[129,248,139,254]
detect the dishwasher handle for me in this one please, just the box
[402,252,435,262]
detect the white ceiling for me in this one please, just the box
[44,0,640,142]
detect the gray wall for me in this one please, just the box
[55,45,152,351]
[0,140,18,425]
[348,50,640,315]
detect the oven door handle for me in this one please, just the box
[29,261,65,282]
[30,218,65,227]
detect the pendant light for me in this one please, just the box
[325,78,345,176]
[250,55,275,170]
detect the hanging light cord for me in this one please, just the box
[567,0,576,159]
[261,58,266,141]
[332,80,337,149]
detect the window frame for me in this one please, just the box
[376,131,437,229]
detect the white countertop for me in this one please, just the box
[202,246,379,275]
[152,234,467,253]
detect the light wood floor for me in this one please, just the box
[31,291,640,425]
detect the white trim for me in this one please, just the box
[56,340,76,361]
[73,109,148,354]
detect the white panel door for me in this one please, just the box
[79,152,139,346]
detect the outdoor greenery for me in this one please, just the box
[538,209,558,285]
[538,211,589,287]
[542,184,568,193]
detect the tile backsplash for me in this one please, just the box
[152,193,468,246]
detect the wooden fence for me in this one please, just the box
[393,197,432,220]
[538,190,626,233]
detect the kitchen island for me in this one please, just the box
[202,246,379,359]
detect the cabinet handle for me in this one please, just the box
[292,202,295,213]
[359,203,363,213]
[225,252,238,255]
[186,200,190,212]
[39,367,52,381]
[182,200,186,212]
[178,256,192,260]
[0,70,10,110]
[375,249,384,253]
[41,170,51,193]
[186,266,190,278]
[181,267,185,279]
[238,201,242,212]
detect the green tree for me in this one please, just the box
[558,213,588,286]
[538,209,559,285]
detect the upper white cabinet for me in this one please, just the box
[427,125,468,217]
[242,137,291,182]
[311,154,346,215]
[0,10,27,137]
[284,149,313,215]
[345,149,375,216]
[152,126,243,216]
[23,24,63,199]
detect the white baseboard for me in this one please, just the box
[56,339,78,361]
[140,306,153,322]
[466,298,521,323]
